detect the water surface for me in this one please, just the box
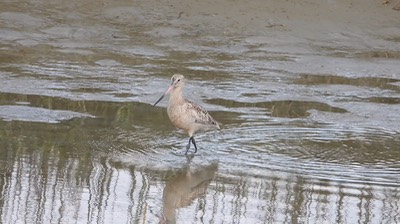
[1,0,400,223]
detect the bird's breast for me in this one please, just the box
[167,103,187,129]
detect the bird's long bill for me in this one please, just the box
[153,85,173,106]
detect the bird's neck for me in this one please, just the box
[169,89,185,105]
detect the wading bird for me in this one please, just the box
[153,74,220,154]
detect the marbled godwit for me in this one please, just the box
[153,74,221,154]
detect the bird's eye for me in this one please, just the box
[177,79,181,82]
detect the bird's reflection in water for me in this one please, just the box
[159,156,218,224]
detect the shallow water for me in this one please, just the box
[1,0,400,223]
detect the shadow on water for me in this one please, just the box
[295,74,400,92]
[159,159,218,224]
[0,92,161,126]
[207,98,347,118]
[318,46,400,60]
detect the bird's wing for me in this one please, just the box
[185,100,219,127]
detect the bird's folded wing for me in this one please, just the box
[185,101,217,126]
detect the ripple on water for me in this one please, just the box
[90,124,198,171]
[206,118,400,189]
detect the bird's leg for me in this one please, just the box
[191,137,198,153]
[185,137,192,155]
[185,136,198,155]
